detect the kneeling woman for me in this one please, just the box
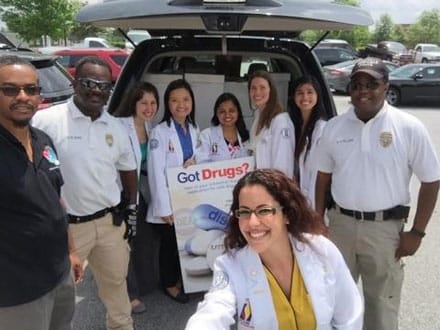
[186,169,363,329]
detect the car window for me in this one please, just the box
[110,55,129,66]
[422,67,440,78]
[56,55,70,67]
[36,61,73,94]
[390,65,424,78]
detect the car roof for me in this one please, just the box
[77,0,373,36]
[54,48,129,54]
[0,49,56,62]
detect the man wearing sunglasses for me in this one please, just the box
[33,56,137,330]
[315,57,440,330]
[0,56,83,329]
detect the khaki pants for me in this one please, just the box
[71,213,133,330]
[328,208,405,330]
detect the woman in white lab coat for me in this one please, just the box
[186,169,362,330]
[288,75,329,208]
[116,81,159,313]
[248,70,295,178]
[196,92,249,163]
[147,79,200,303]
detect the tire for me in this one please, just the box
[387,87,401,106]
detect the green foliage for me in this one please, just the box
[406,10,440,47]
[0,0,80,43]
[373,14,394,43]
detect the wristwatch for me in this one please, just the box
[410,227,426,238]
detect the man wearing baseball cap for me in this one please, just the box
[315,57,440,329]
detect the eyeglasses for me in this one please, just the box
[77,78,112,92]
[0,85,41,97]
[234,205,283,220]
[350,80,383,91]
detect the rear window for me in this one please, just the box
[33,61,73,93]
[110,55,129,66]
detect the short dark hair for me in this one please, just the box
[161,79,196,128]
[75,56,112,79]
[117,81,159,118]
[211,92,249,142]
[224,169,327,252]
[0,55,35,71]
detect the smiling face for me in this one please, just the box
[249,76,270,110]
[0,64,40,128]
[237,184,289,257]
[169,87,193,125]
[294,82,318,115]
[135,91,158,123]
[350,72,388,121]
[216,99,239,128]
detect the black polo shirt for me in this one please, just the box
[0,123,70,307]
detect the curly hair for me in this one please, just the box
[224,169,327,252]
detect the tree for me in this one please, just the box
[0,0,80,44]
[373,14,394,43]
[406,10,440,47]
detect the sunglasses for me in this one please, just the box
[234,205,283,220]
[77,78,112,92]
[349,80,383,91]
[0,85,41,97]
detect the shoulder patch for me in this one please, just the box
[211,270,229,290]
[150,138,159,150]
[42,146,60,166]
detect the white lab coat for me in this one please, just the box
[195,125,249,163]
[147,120,200,223]
[186,234,363,330]
[119,116,153,203]
[251,112,295,178]
[299,119,326,208]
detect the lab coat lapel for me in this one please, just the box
[238,246,278,330]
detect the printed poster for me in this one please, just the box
[167,157,254,293]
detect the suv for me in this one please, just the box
[77,0,372,130]
[413,43,440,63]
[53,48,130,82]
[359,41,413,65]
[0,50,73,110]
[314,47,358,66]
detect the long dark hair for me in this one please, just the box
[224,169,327,252]
[211,92,249,142]
[116,81,159,118]
[288,75,328,161]
[248,71,284,135]
[161,79,196,128]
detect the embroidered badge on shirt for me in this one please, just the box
[42,146,60,166]
[150,138,159,150]
[239,299,252,325]
[281,127,291,138]
[379,131,393,148]
[212,270,229,290]
[105,134,114,147]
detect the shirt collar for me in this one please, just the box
[68,97,110,124]
[347,101,388,123]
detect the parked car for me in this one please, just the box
[0,50,73,110]
[359,41,413,65]
[53,48,130,82]
[386,63,440,106]
[77,0,372,130]
[323,58,398,94]
[413,43,440,63]
[314,47,358,67]
[318,39,358,56]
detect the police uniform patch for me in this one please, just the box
[281,128,291,138]
[105,133,114,147]
[150,138,159,150]
[211,270,229,290]
[42,146,60,166]
[379,131,393,147]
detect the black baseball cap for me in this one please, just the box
[351,57,389,81]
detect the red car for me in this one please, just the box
[54,48,130,82]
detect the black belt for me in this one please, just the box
[334,204,410,221]
[68,207,114,224]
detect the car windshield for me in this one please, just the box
[330,59,357,68]
[389,65,424,78]
[386,42,406,53]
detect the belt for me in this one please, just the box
[334,204,410,221]
[68,207,114,224]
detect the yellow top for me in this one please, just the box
[264,256,317,330]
